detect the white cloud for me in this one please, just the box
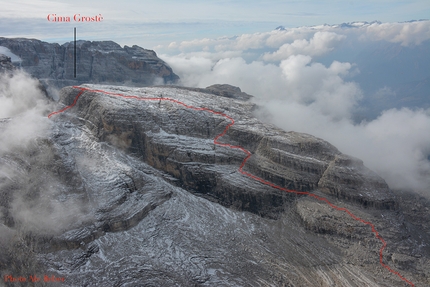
[0,71,50,152]
[277,55,361,120]
[364,20,430,46]
[162,27,317,55]
[234,32,268,50]
[265,28,311,48]
[163,55,287,96]
[160,21,430,58]
[263,31,346,61]
[164,51,361,122]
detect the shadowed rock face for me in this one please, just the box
[0,38,179,88]
[1,84,429,287]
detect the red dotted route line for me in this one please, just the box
[48,86,415,286]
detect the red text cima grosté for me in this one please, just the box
[47,14,103,22]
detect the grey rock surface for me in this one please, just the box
[0,84,429,286]
[0,38,179,89]
[164,84,253,101]
[0,54,15,73]
[205,84,253,100]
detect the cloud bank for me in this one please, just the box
[263,31,346,61]
[161,21,430,193]
[159,20,430,55]
[364,21,430,46]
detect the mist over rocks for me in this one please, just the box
[0,84,424,286]
[0,37,179,91]
[0,67,56,280]
[0,53,49,101]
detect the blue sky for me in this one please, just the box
[1,0,429,49]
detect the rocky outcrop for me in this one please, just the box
[165,84,253,101]
[57,85,395,216]
[205,84,253,100]
[318,154,397,209]
[1,83,428,287]
[0,38,179,88]
[0,54,15,73]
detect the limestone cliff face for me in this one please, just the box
[0,38,179,88]
[61,85,395,217]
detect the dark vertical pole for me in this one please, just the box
[74,27,76,78]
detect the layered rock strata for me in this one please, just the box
[59,85,395,216]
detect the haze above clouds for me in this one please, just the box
[1,0,430,48]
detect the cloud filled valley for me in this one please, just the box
[160,20,430,193]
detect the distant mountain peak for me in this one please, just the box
[329,20,381,29]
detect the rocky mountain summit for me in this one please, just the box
[1,83,429,286]
[0,38,179,89]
